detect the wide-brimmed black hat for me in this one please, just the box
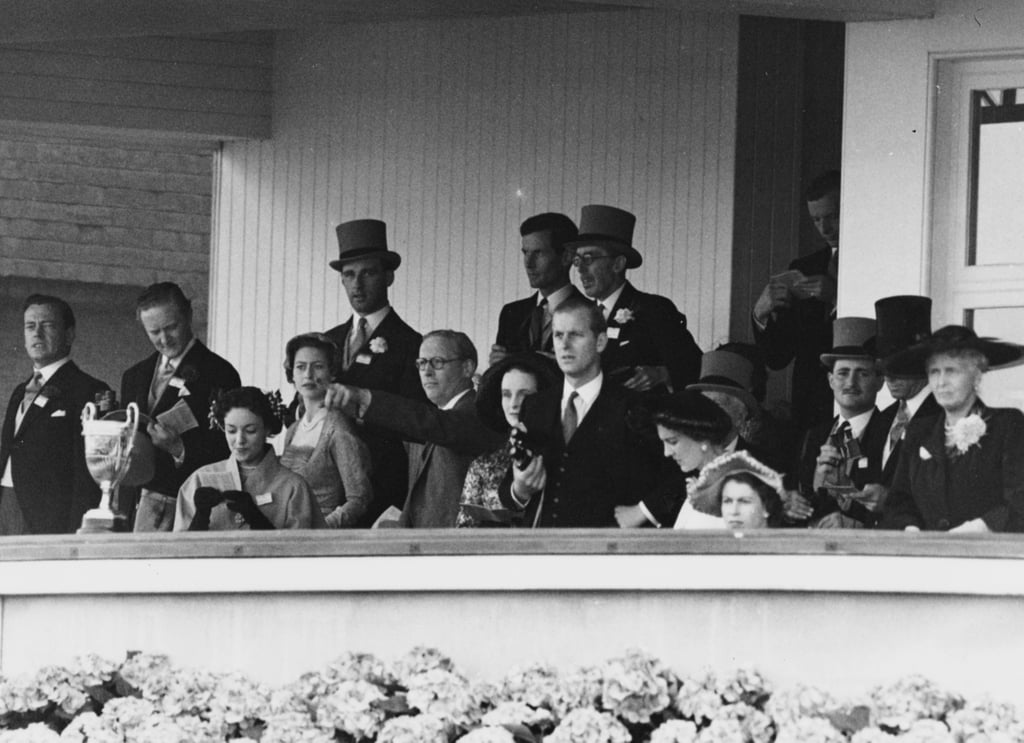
[875,295,931,376]
[687,350,759,415]
[475,353,560,432]
[330,219,402,272]
[885,324,1024,376]
[820,317,876,367]
[642,389,733,444]
[565,205,643,269]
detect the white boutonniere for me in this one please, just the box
[947,413,987,456]
[369,337,388,354]
[918,446,932,461]
[613,308,635,324]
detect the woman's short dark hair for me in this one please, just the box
[475,353,559,432]
[283,333,342,383]
[213,386,283,436]
[720,471,783,526]
[649,390,732,446]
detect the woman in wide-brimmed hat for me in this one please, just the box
[686,450,786,530]
[881,325,1024,532]
[455,353,558,527]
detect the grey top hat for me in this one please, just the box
[565,205,643,269]
[687,350,760,414]
[819,317,877,367]
[330,219,402,272]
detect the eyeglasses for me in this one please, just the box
[571,253,612,268]
[414,357,463,371]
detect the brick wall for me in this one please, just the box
[0,133,218,400]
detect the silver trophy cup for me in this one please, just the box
[79,401,140,533]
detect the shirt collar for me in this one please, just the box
[33,356,71,384]
[836,407,875,439]
[441,387,472,411]
[163,337,197,370]
[540,284,574,309]
[562,372,603,412]
[904,385,931,419]
[355,305,392,336]
[596,283,627,318]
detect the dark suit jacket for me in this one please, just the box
[602,282,702,391]
[362,389,504,527]
[797,406,893,525]
[499,381,660,527]
[0,361,110,533]
[121,341,241,507]
[752,247,834,428]
[881,403,1024,532]
[879,393,943,486]
[495,286,585,355]
[326,308,424,517]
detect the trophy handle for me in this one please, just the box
[81,402,97,425]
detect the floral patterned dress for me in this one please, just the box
[455,448,513,528]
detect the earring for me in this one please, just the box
[701,444,708,452]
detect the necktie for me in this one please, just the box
[562,391,579,444]
[345,317,368,370]
[529,298,548,349]
[149,358,174,411]
[889,400,910,449]
[19,372,43,414]
[596,302,607,320]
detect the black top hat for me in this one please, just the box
[565,205,643,269]
[820,317,877,367]
[885,325,1024,376]
[687,350,759,414]
[874,295,932,376]
[330,219,402,272]
[475,353,560,433]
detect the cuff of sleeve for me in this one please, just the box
[172,447,186,468]
[638,501,661,528]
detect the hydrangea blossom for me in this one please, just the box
[869,676,963,732]
[498,663,562,710]
[716,668,771,708]
[313,679,388,739]
[393,647,454,686]
[261,711,335,743]
[850,728,899,743]
[546,707,630,743]
[406,669,482,730]
[674,671,723,724]
[947,699,1024,741]
[457,726,517,743]
[715,701,774,743]
[552,666,605,719]
[649,719,699,743]
[0,723,60,742]
[897,718,956,742]
[601,649,677,724]
[376,713,449,743]
[482,701,554,729]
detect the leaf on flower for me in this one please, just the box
[827,705,871,734]
[502,722,540,743]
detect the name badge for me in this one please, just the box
[355,353,372,365]
[33,395,49,408]
[254,492,273,506]
[606,327,620,340]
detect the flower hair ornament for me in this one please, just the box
[945,412,987,456]
[208,389,286,432]
[686,450,785,517]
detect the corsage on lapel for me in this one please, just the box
[946,413,986,457]
[171,365,199,398]
[613,308,635,325]
[369,337,388,354]
[918,446,932,461]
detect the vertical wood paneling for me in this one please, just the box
[211,11,739,391]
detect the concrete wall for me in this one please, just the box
[210,10,738,390]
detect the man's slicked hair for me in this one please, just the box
[519,212,579,254]
[805,170,840,202]
[553,296,607,336]
[136,282,192,320]
[23,294,75,330]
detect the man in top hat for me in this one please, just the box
[490,212,585,366]
[500,297,661,527]
[121,282,241,531]
[569,204,702,392]
[874,296,942,485]
[752,170,841,429]
[0,294,111,534]
[325,219,425,522]
[792,316,894,527]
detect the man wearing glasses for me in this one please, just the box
[569,204,702,392]
[326,331,504,527]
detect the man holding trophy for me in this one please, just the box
[0,295,112,534]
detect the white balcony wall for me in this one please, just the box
[210,10,738,390]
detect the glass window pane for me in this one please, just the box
[975,121,1024,265]
[966,306,1024,409]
